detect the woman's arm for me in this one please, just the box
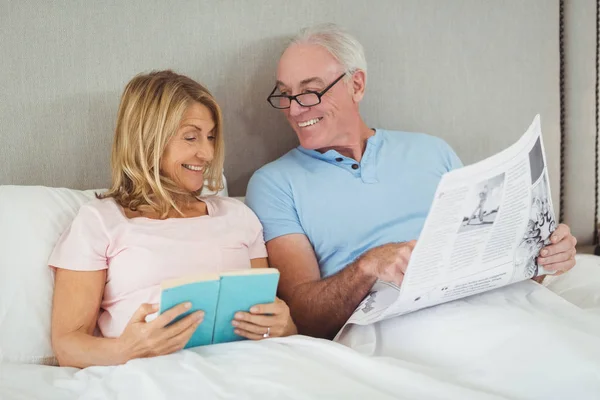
[51,269,126,367]
[51,269,204,368]
[250,257,269,269]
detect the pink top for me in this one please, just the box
[48,196,267,338]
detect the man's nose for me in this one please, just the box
[288,99,307,117]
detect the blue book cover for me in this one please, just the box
[158,269,279,348]
[213,269,280,344]
[159,273,220,348]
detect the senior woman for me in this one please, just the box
[49,71,297,368]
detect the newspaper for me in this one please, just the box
[336,115,557,338]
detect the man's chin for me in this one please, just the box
[297,132,323,150]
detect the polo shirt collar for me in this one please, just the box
[296,129,382,183]
[296,128,382,162]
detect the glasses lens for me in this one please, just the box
[269,96,290,109]
[296,93,320,107]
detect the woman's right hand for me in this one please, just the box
[117,302,204,361]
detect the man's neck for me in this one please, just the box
[316,120,374,162]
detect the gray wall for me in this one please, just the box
[1,1,595,243]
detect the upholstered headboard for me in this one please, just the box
[0,1,597,246]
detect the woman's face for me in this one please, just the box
[161,102,216,193]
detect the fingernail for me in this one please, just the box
[541,249,548,256]
[235,313,242,319]
[184,302,192,309]
[250,307,258,313]
[152,304,159,311]
[196,312,204,321]
[232,320,239,327]
[234,329,241,335]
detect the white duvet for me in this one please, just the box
[2,257,600,400]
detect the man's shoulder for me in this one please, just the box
[376,128,461,170]
[378,129,458,163]
[250,148,305,181]
[378,128,449,148]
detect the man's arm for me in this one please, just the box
[267,234,375,339]
[532,275,546,284]
[267,234,416,339]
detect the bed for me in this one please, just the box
[2,268,600,400]
[1,185,600,400]
[2,1,600,399]
[1,268,599,400]
[2,292,599,400]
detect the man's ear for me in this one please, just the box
[351,70,366,102]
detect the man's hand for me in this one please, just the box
[537,223,577,275]
[356,240,417,286]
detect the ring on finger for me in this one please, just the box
[263,326,270,338]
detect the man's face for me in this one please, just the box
[276,44,360,150]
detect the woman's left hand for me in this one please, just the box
[232,297,297,340]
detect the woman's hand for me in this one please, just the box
[118,302,204,361]
[232,297,297,340]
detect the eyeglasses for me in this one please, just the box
[267,73,347,109]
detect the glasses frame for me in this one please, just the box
[267,73,347,109]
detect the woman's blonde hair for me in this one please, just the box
[100,70,224,217]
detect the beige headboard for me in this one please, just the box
[0,1,597,245]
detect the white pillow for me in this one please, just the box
[0,180,228,365]
[0,186,98,365]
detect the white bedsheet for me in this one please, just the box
[2,258,600,400]
[1,335,515,400]
[543,254,600,316]
[337,280,600,399]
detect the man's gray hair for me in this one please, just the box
[289,23,367,80]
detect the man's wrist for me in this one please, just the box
[354,255,376,279]
[532,275,546,284]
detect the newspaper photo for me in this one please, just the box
[336,115,557,339]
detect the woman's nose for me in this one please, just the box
[196,140,214,161]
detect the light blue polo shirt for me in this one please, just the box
[246,129,462,278]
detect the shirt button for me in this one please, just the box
[335,157,343,162]
[352,164,359,170]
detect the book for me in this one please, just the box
[159,268,280,348]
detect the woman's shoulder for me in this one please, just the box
[76,197,125,224]
[202,195,256,219]
[203,195,246,211]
